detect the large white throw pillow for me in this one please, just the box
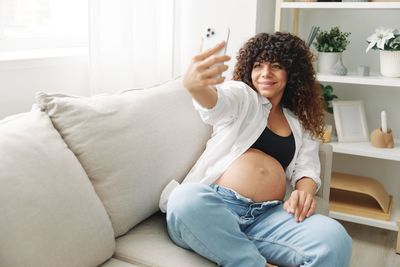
[36,79,212,237]
[0,110,115,267]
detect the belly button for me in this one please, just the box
[259,167,269,176]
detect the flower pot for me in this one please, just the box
[379,50,400,78]
[317,52,341,74]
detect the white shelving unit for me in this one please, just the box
[279,1,400,9]
[317,73,400,87]
[329,140,400,161]
[330,204,399,231]
[329,137,400,232]
[275,0,400,253]
[275,0,400,35]
[322,72,400,253]
[329,140,400,232]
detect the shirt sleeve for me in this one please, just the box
[159,179,180,213]
[192,81,244,126]
[290,131,322,192]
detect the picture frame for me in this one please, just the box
[332,100,369,142]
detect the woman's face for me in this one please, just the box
[251,61,288,104]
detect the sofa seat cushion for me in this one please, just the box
[115,212,216,267]
[36,78,212,237]
[101,258,140,267]
[0,110,115,267]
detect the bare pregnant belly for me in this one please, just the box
[214,148,286,202]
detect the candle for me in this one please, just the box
[381,110,388,133]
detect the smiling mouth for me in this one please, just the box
[259,81,276,86]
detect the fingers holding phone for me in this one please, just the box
[184,27,231,92]
[196,42,230,76]
[200,27,231,76]
[196,41,227,62]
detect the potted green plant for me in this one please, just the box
[320,83,338,114]
[313,26,351,74]
[320,83,338,142]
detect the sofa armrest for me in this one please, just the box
[316,143,333,215]
[317,143,332,200]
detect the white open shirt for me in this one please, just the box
[159,80,321,213]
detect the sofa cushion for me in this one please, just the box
[0,110,115,267]
[115,212,216,267]
[36,78,212,237]
[101,258,140,267]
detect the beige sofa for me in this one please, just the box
[0,78,332,267]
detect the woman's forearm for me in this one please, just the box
[295,177,317,195]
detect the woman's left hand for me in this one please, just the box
[283,189,316,222]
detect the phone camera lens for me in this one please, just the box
[207,28,211,32]
[206,33,210,37]
[211,31,215,35]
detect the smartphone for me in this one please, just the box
[201,27,230,56]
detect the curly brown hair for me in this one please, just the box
[232,32,324,138]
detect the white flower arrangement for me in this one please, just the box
[366,27,400,53]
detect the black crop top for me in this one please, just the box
[250,126,295,169]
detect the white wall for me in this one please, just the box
[174,0,275,79]
[3,0,397,141]
[1,0,275,120]
[256,0,275,34]
[0,55,89,119]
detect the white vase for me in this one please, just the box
[379,50,400,78]
[317,52,341,74]
[331,54,348,76]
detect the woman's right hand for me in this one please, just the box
[183,41,231,93]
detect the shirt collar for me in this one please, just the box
[259,95,272,110]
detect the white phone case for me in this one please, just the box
[201,27,230,56]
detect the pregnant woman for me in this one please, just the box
[160,32,352,267]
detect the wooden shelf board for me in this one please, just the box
[330,140,400,161]
[331,172,391,213]
[317,73,400,87]
[329,196,400,231]
[330,189,392,221]
[280,2,400,9]
[329,172,397,227]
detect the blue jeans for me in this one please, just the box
[167,183,352,267]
